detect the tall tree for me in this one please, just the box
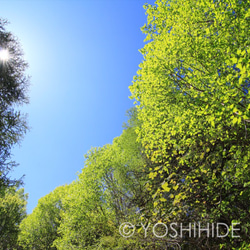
[0,186,27,249]
[130,0,250,248]
[18,185,67,250]
[0,19,29,190]
[0,18,29,250]
[54,120,149,249]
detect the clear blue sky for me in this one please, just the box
[1,0,154,213]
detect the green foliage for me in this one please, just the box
[130,0,250,248]
[19,110,151,249]
[0,19,29,249]
[18,185,67,250]
[13,1,250,249]
[0,186,27,249]
[54,113,149,249]
[0,19,29,188]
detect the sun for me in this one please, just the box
[0,48,10,61]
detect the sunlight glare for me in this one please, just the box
[0,49,10,61]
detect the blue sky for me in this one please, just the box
[1,0,155,213]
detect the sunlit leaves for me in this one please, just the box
[18,185,67,250]
[45,110,151,249]
[0,186,27,249]
[130,0,250,248]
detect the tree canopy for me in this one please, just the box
[19,110,152,249]
[0,186,27,249]
[130,0,250,248]
[0,18,29,250]
[0,19,29,189]
[4,0,250,249]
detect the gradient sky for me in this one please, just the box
[1,0,155,213]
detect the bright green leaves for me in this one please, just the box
[18,185,67,250]
[162,182,170,192]
[0,186,27,250]
[14,1,250,249]
[149,171,158,180]
[130,0,250,248]
[20,110,151,249]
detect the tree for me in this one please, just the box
[49,109,153,249]
[18,185,67,250]
[0,185,27,249]
[0,19,29,190]
[0,18,29,250]
[130,0,250,248]
[54,118,146,249]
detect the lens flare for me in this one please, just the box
[0,49,10,61]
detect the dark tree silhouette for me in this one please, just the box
[0,19,29,191]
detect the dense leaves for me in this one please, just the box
[0,19,29,189]
[9,0,250,249]
[19,110,152,249]
[0,186,27,249]
[18,185,67,249]
[0,18,29,250]
[130,0,250,248]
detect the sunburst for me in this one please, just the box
[0,48,10,62]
